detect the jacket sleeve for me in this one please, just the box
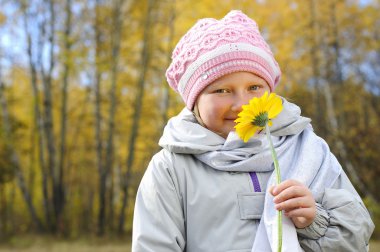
[132,151,186,252]
[296,171,375,252]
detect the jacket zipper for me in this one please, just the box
[249,172,261,192]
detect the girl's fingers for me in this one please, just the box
[270,179,316,229]
[273,185,308,204]
[275,196,313,211]
[271,179,303,196]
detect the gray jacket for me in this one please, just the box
[132,102,374,252]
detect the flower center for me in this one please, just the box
[252,111,269,127]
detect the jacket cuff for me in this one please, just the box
[296,203,330,239]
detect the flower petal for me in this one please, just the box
[268,98,283,118]
[234,92,283,142]
[243,126,259,142]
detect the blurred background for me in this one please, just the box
[0,0,379,251]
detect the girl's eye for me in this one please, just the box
[249,85,261,91]
[214,89,229,93]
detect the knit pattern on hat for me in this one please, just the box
[166,10,281,110]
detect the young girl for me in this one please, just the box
[132,10,374,252]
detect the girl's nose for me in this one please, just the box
[231,93,250,112]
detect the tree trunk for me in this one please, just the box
[329,0,343,85]
[37,0,60,232]
[100,0,125,235]
[28,126,36,200]
[21,2,52,230]
[94,0,105,236]
[118,0,155,234]
[329,0,346,134]
[46,0,64,232]
[56,0,72,233]
[107,165,115,231]
[93,0,118,236]
[308,0,325,136]
[161,0,176,133]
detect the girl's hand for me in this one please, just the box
[269,179,316,229]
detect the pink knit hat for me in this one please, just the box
[166,10,281,110]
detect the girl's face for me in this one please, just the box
[196,72,271,138]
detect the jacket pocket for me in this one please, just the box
[237,192,265,220]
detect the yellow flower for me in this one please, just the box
[234,92,283,142]
[235,91,284,252]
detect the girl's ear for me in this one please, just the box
[192,103,206,128]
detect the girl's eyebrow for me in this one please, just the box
[206,82,228,89]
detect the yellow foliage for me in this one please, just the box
[0,11,5,25]
[0,0,379,236]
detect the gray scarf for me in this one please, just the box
[159,99,342,251]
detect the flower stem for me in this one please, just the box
[265,123,282,252]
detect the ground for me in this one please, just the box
[0,235,131,252]
[0,235,379,251]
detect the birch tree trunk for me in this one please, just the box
[329,1,343,86]
[328,0,346,134]
[161,0,176,132]
[100,0,125,234]
[21,2,52,229]
[56,0,72,232]
[36,0,61,231]
[45,0,64,231]
[94,0,106,236]
[118,0,155,234]
[308,0,326,137]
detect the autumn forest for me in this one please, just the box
[0,0,379,241]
